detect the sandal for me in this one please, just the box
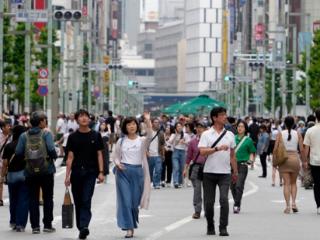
[284,207,290,214]
[292,204,299,213]
[125,229,134,238]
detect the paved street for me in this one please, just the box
[0,158,319,240]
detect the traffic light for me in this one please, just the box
[108,64,122,70]
[54,10,82,21]
[249,62,264,69]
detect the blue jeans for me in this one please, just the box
[172,149,186,185]
[148,156,162,187]
[71,169,97,231]
[8,173,29,228]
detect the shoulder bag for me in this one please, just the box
[272,132,288,167]
[197,129,227,181]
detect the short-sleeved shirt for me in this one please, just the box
[198,128,236,174]
[303,123,320,166]
[3,142,25,172]
[235,135,256,162]
[67,130,104,172]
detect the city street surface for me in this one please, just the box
[0,158,319,240]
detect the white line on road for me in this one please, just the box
[145,180,259,240]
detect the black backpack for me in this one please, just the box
[24,130,49,175]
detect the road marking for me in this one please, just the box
[145,180,259,240]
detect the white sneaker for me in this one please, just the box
[317,208,320,215]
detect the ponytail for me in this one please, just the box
[287,128,292,141]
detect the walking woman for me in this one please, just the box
[112,113,151,238]
[273,116,305,214]
[99,122,110,179]
[0,125,27,232]
[257,125,270,178]
[161,126,174,187]
[231,120,256,214]
[168,122,191,188]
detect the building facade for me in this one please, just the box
[154,20,184,93]
[185,0,224,92]
[137,30,156,59]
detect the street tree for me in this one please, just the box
[308,29,320,109]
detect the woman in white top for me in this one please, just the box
[273,116,305,214]
[112,113,151,238]
[168,122,191,188]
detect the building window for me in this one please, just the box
[135,69,147,76]
[145,53,153,59]
[145,43,153,51]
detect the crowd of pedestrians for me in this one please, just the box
[0,107,319,238]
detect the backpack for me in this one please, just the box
[24,130,49,175]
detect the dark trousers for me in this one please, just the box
[310,165,320,208]
[8,180,29,228]
[161,151,172,183]
[71,170,97,231]
[26,174,54,229]
[231,163,248,207]
[260,152,268,177]
[203,173,231,229]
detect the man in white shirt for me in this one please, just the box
[198,107,238,237]
[303,108,320,215]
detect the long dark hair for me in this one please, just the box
[284,116,295,141]
[236,119,249,135]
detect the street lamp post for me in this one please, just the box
[24,0,31,113]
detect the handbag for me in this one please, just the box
[4,154,25,185]
[272,132,288,167]
[198,129,227,181]
[62,187,74,229]
[188,152,200,180]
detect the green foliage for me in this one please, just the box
[264,68,282,112]
[308,30,320,109]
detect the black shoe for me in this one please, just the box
[43,227,56,233]
[79,228,90,239]
[219,228,229,236]
[0,200,3,206]
[174,184,179,189]
[207,226,215,235]
[32,227,40,234]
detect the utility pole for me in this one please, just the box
[305,15,311,116]
[88,0,93,113]
[292,25,297,116]
[59,21,65,113]
[271,38,276,118]
[72,21,79,112]
[0,1,4,115]
[24,0,31,113]
[47,0,53,127]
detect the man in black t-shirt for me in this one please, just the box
[65,109,104,240]
[105,110,116,152]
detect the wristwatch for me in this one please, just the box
[99,171,104,174]
[214,147,219,152]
